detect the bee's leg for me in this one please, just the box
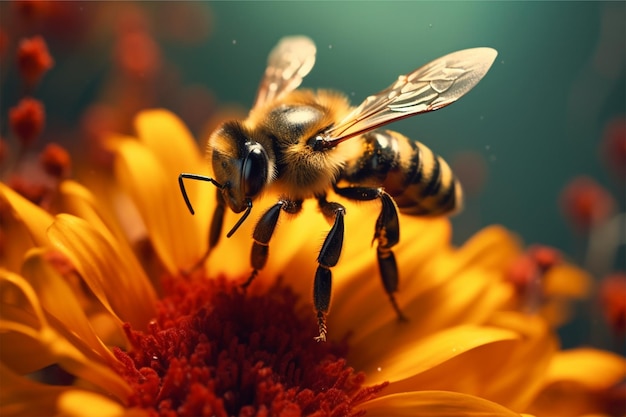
[187,189,226,273]
[333,185,407,322]
[314,195,346,342]
[242,198,302,288]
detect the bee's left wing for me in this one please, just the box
[252,36,317,110]
[318,48,498,146]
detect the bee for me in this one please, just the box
[179,36,497,341]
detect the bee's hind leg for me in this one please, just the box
[333,185,408,322]
[243,198,302,288]
[315,195,347,342]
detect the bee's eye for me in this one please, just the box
[242,143,268,198]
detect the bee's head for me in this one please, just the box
[209,121,271,213]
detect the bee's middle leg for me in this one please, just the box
[243,198,302,288]
[333,185,407,322]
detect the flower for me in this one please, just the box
[1,110,624,417]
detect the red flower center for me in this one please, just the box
[114,276,386,417]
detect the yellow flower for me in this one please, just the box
[1,110,623,417]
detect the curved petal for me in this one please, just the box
[1,363,69,417]
[328,215,453,341]
[58,180,130,250]
[454,225,522,273]
[0,364,139,417]
[527,348,626,417]
[21,248,122,361]
[363,325,519,386]
[112,138,212,274]
[0,183,53,271]
[480,312,558,411]
[343,260,512,364]
[48,214,157,329]
[543,263,591,298]
[1,268,55,373]
[358,391,524,417]
[0,272,131,400]
[57,180,158,301]
[545,348,626,389]
[133,109,206,178]
[59,390,143,417]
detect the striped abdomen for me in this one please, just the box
[340,130,463,216]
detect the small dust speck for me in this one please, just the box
[232,39,237,45]
[328,44,333,49]
[485,145,491,151]
[377,367,382,372]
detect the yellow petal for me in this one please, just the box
[359,391,524,417]
[363,324,519,386]
[481,312,558,411]
[1,269,54,373]
[0,272,131,400]
[0,363,67,417]
[112,138,212,273]
[57,180,128,247]
[57,180,159,303]
[0,183,54,271]
[329,215,453,341]
[58,390,135,417]
[48,214,157,329]
[543,263,592,298]
[455,225,522,272]
[21,248,122,361]
[344,262,512,363]
[545,348,626,389]
[134,109,206,178]
[0,364,139,417]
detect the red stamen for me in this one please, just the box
[114,31,161,79]
[7,175,47,205]
[39,142,71,179]
[529,245,561,272]
[560,176,616,232]
[17,35,54,87]
[602,117,626,179]
[599,273,626,335]
[114,277,385,416]
[9,97,45,148]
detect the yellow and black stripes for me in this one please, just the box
[341,130,462,217]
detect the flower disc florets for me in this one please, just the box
[114,276,386,417]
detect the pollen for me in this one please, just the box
[115,276,386,417]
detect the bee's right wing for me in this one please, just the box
[252,36,317,110]
[320,47,498,146]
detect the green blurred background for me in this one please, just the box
[2,1,625,350]
[189,2,625,254]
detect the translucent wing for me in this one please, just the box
[253,36,317,110]
[320,48,498,145]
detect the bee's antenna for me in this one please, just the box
[227,199,252,238]
[178,173,224,215]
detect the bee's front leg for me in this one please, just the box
[243,198,302,288]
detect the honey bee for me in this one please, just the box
[180,36,497,341]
